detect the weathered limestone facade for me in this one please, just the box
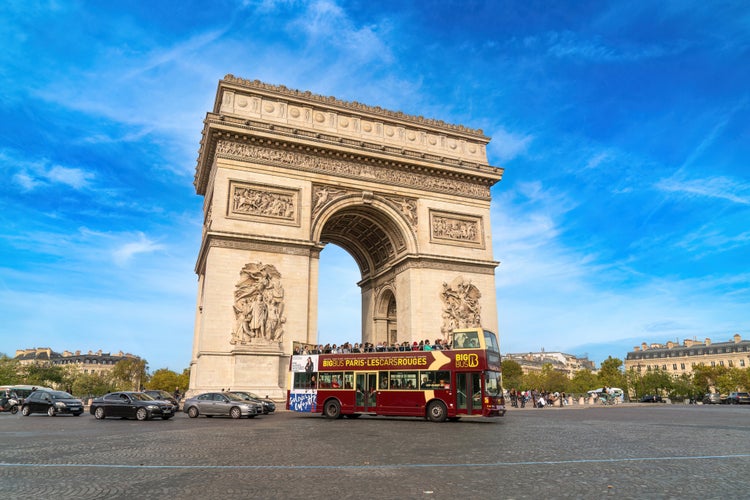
[189,75,504,399]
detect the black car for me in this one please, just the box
[725,392,750,404]
[90,392,176,420]
[21,389,84,416]
[144,389,180,408]
[230,391,276,414]
[640,395,663,403]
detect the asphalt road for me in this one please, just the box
[1,404,748,499]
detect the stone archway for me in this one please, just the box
[188,75,504,399]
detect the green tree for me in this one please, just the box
[177,368,190,393]
[501,359,523,390]
[671,373,698,402]
[539,363,568,393]
[111,358,149,391]
[640,369,673,397]
[71,372,113,400]
[568,369,598,394]
[598,356,626,390]
[149,368,180,392]
[22,363,66,388]
[692,364,726,393]
[715,367,746,394]
[0,354,20,385]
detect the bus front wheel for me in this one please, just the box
[426,401,447,422]
[323,399,341,419]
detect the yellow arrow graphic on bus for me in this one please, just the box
[428,350,451,370]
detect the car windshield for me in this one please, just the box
[225,393,245,401]
[50,391,75,399]
[130,393,155,401]
[247,392,263,399]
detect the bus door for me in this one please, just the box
[355,372,377,411]
[456,372,483,414]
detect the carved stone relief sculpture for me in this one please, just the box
[439,276,482,338]
[312,184,348,216]
[230,262,286,345]
[230,182,296,221]
[430,211,482,246]
[385,196,418,229]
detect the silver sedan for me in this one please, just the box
[183,392,263,419]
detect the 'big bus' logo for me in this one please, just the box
[455,353,479,368]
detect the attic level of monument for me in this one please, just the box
[194,76,503,196]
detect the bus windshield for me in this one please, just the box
[485,371,502,396]
[483,330,500,353]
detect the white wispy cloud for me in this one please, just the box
[655,175,750,205]
[487,128,533,162]
[4,149,94,192]
[288,0,394,64]
[112,232,166,266]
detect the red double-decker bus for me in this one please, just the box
[287,328,505,422]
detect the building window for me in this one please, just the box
[681,363,685,369]
[662,364,666,370]
[672,364,677,370]
[741,360,746,367]
[719,361,724,366]
[728,360,733,367]
[711,361,715,367]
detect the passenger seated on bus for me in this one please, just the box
[469,338,479,348]
[406,380,415,389]
[453,332,466,348]
[331,377,341,389]
[421,376,430,389]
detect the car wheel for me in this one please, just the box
[187,406,199,418]
[21,405,31,416]
[426,401,447,422]
[47,406,56,417]
[230,407,242,419]
[136,408,149,421]
[323,399,341,419]
[10,405,18,415]
[94,407,106,420]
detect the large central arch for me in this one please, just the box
[188,75,504,399]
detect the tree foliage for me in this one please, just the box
[0,354,21,385]
[501,360,523,390]
[110,358,149,391]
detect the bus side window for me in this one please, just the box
[380,374,389,390]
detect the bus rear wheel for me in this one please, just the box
[323,399,341,419]
[426,401,447,422]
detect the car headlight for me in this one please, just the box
[55,402,66,408]
[146,405,158,410]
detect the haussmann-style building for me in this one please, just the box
[624,334,750,375]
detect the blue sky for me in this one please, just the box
[1,1,748,372]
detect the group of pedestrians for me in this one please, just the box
[508,388,568,408]
[293,339,449,355]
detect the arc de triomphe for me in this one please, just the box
[188,75,504,399]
